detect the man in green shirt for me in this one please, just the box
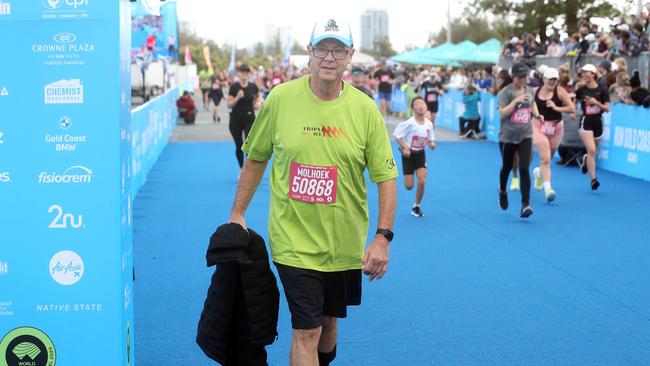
[228,18,397,366]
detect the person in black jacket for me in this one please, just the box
[196,223,279,366]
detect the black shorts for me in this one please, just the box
[274,262,362,329]
[579,116,603,139]
[426,101,439,113]
[401,150,427,175]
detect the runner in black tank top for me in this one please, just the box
[532,68,575,202]
[575,64,610,190]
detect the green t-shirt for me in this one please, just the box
[199,69,213,89]
[242,75,397,272]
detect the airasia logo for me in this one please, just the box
[43,0,88,10]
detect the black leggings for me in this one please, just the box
[229,112,255,168]
[459,117,481,134]
[499,138,532,205]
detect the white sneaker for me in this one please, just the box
[544,187,556,203]
[510,177,520,191]
[533,167,543,191]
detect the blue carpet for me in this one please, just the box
[134,141,650,366]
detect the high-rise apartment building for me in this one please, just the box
[360,9,389,51]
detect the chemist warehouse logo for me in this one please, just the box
[38,165,93,184]
[44,79,83,104]
[302,125,346,139]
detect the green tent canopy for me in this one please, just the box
[390,47,462,67]
[457,39,501,64]
[423,41,477,62]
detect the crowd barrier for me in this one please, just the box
[477,92,650,182]
[131,87,180,196]
[499,52,650,88]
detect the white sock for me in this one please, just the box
[413,203,419,208]
[543,182,551,190]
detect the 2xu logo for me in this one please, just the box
[48,204,84,229]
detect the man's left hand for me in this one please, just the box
[362,236,390,281]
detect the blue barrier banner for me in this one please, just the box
[437,90,650,182]
[436,89,464,131]
[0,1,135,365]
[598,105,650,182]
[479,91,500,142]
[131,87,179,196]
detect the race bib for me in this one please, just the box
[411,135,428,150]
[288,162,337,204]
[511,107,531,124]
[541,121,557,136]
[585,104,601,115]
[380,75,389,82]
[426,93,437,102]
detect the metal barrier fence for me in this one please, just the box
[499,52,650,88]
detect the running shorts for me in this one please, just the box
[579,116,603,139]
[275,262,361,329]
[401,150,427,175]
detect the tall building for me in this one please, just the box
[361,9,389,51]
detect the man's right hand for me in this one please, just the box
[401,147,411,158]
[229,214,247,230]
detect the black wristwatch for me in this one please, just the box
[376,228,394,242]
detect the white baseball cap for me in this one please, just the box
[584,33,596,42]
[581,64,597,74]
[543,68,559,79]
[537,64,549,75]
[310,18,353,47]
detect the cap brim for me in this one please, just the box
[311,35,352,47]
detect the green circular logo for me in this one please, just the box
[0,327,56,366]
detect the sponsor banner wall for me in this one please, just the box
[0,1,135,365]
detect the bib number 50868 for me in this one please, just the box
[291,177,334,199]
[288,162,338,204]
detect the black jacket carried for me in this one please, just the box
[196,223,279,366]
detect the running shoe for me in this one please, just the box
[510,177,520,191]
[533,167,543,191]
[591,178,600,190]
[581,154,589,174]
[544,187,556,203]
[499,190,508,210]
[411,206,424,217]
[520,205,534,218]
